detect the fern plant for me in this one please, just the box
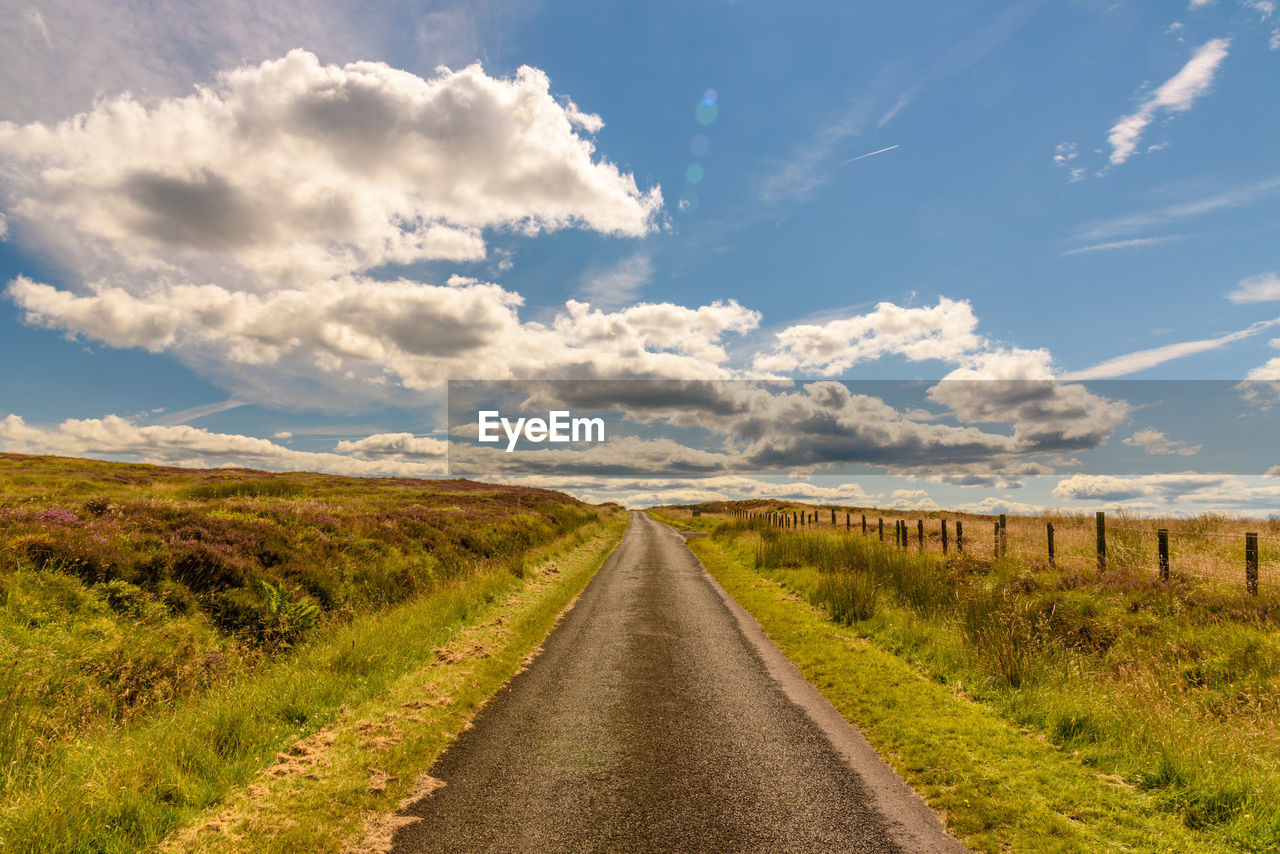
[258,580,320,646]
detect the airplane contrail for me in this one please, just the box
[841,144,899,164]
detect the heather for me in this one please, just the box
[0,452,606,798]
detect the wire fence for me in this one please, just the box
[725,507,1280,594]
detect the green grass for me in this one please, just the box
[160,515,627,854]
[659,511,1280,853]
[0,514,625,854]
[0,453,623,852]
[0,454,606,776]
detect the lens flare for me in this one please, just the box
[686,163,704,184]
[695,102,718,126]
[690,134,710,157]
[702,89,718,107]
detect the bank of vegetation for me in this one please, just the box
[0,453,623,853]
[658,505,1280,853]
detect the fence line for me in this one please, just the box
[726,506,1274,594]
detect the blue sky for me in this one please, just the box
[0,0,1278,513]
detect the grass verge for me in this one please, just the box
[662,512,1244,853]
[0,515,626,854]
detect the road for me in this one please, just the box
[391,511,966,853]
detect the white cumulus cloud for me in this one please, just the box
[334,432,449,460]
[6,274,759,400]
[1051,472,1261,505]
[0,50,661,285]
[754,298,983,375]
[0,414,446,475]
[1123,427,1202,456]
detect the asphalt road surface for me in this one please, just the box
[391,511,966,853]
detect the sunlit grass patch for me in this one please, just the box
[666,513,1280,853]
[0,453,622,852]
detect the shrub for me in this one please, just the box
[961,588,1053,688]
[170,542,252,592]
[155,580,197,616]
[757,531,952,616]
[206,587,268,636]
[17,533,116,583]
[83,497,111,516]
[502,548,527,579]
[815,570,878,624]
[97,579,152,619]
[179,480,303,500]
[258,581,320,647]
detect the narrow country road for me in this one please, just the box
[391,511,966,853]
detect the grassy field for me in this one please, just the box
[0,453,625,853]
[654,504,1280,853]
[701,502,1280,593]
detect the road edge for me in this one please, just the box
[653,519,969,854]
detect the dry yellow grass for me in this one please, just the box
[693,502,1280,593]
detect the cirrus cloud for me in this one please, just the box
[1107,38,1230,166]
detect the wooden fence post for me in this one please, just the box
[1158,529,1169,581]
[878,518,884,542]
[832,508,837,526]
[956,520,964,553]
[941,519,949,555]
[993,520,1000,557]
[1047,522,1055,569]
[1246,532,1259,596]
[862,514,867,535]
[1096,511,1106,572]
[999,513,1007,558]
[917,519,924,551]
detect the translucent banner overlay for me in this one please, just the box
[446,379,1280,478]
